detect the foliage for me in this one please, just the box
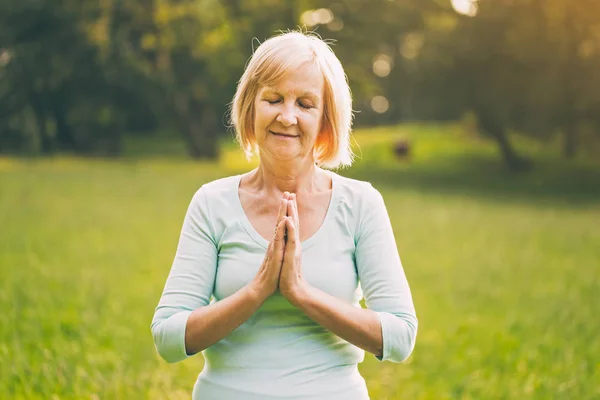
[1,0,599,167]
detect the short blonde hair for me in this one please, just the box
[230,31,354,169]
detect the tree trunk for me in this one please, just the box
[475,108,530,172]
[31,99,53,154]
[104,129,122,156]
[492,128,529,172]
[190,106,219,159]
[173,93,219,160]
[53,105,76,151]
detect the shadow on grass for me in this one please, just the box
[345,155,600,207]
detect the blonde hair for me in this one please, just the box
[230,31,354,169]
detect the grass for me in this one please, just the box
[1,123,599,399]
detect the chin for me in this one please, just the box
[273,150,301,162]
[270,140,299,153]
[262,146,302,162]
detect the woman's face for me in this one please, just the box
[253,64,325,164]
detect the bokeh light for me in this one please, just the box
[373,54,393,77]
[451,0,478,17]
[301,8,334,27]
[371,96,389,113]
[0,49,12,67]
[327,18,344,32]
[400,33,425,60]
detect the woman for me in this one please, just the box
[151,31,418,400]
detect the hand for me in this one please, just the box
[279,194,308,303]
[250,192,290,300]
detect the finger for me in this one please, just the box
[273,218,286,242]
[287,196,293,218]
[277,197,288,226]
[273,219,287,262]
[292,194,300,229]
[283,217,298,256]
[287,195,299,229]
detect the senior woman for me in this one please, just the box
[151,31,418,400]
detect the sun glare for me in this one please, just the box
[451,0,478,17]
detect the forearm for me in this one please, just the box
[184,283,267,355]
[289,284,383,358]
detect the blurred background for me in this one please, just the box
[1,0,599,399]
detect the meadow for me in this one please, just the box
[1,124,599,399]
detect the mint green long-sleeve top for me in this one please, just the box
[151,172,418,400]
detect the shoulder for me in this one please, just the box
[332,172,384,208]
[331,173,389,239]
[190,174,241,209]
[197,175,240,195]
[185,175,241,241]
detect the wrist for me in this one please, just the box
[285,281,311,307]
[247,280,272,304]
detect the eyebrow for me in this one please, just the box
[262,87,321,101]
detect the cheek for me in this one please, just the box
[300,114,322,138]
[255,104,276,125]
[253,105,269,139]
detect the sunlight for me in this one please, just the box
[373,54,393,77]
[301,8,334,27]
[400,33,425,60]
[451,0,478,17]
[371,96,389,113]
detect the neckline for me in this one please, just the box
[233,171,338,250]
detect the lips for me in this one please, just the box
[270,131,299,138]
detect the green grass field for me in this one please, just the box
[1,124,599,399]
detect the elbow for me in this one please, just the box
[158,350,183,364]
[151,321,182,364]
[150,310,192,364]
[391,315,418,363]
[390,335,416,363]
[378,311,418,363]
[156,349,180,364]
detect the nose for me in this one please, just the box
[276,102,297,127]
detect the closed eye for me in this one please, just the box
[265,98,314,109]
[298,101,313,109]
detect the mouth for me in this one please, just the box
[270,131,299,138]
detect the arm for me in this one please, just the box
[288,284,384,357]
[150,186,220,363]
[281,195,383,357]
[284,186,417,362]
[151,186,287,363]
[354,185,418,363]
[182,283,268,357]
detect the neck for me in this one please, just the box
[252,155,321,195]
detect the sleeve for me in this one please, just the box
[150,186,218,363]
[355,184,418,363]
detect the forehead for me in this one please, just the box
[261,63,324,98]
